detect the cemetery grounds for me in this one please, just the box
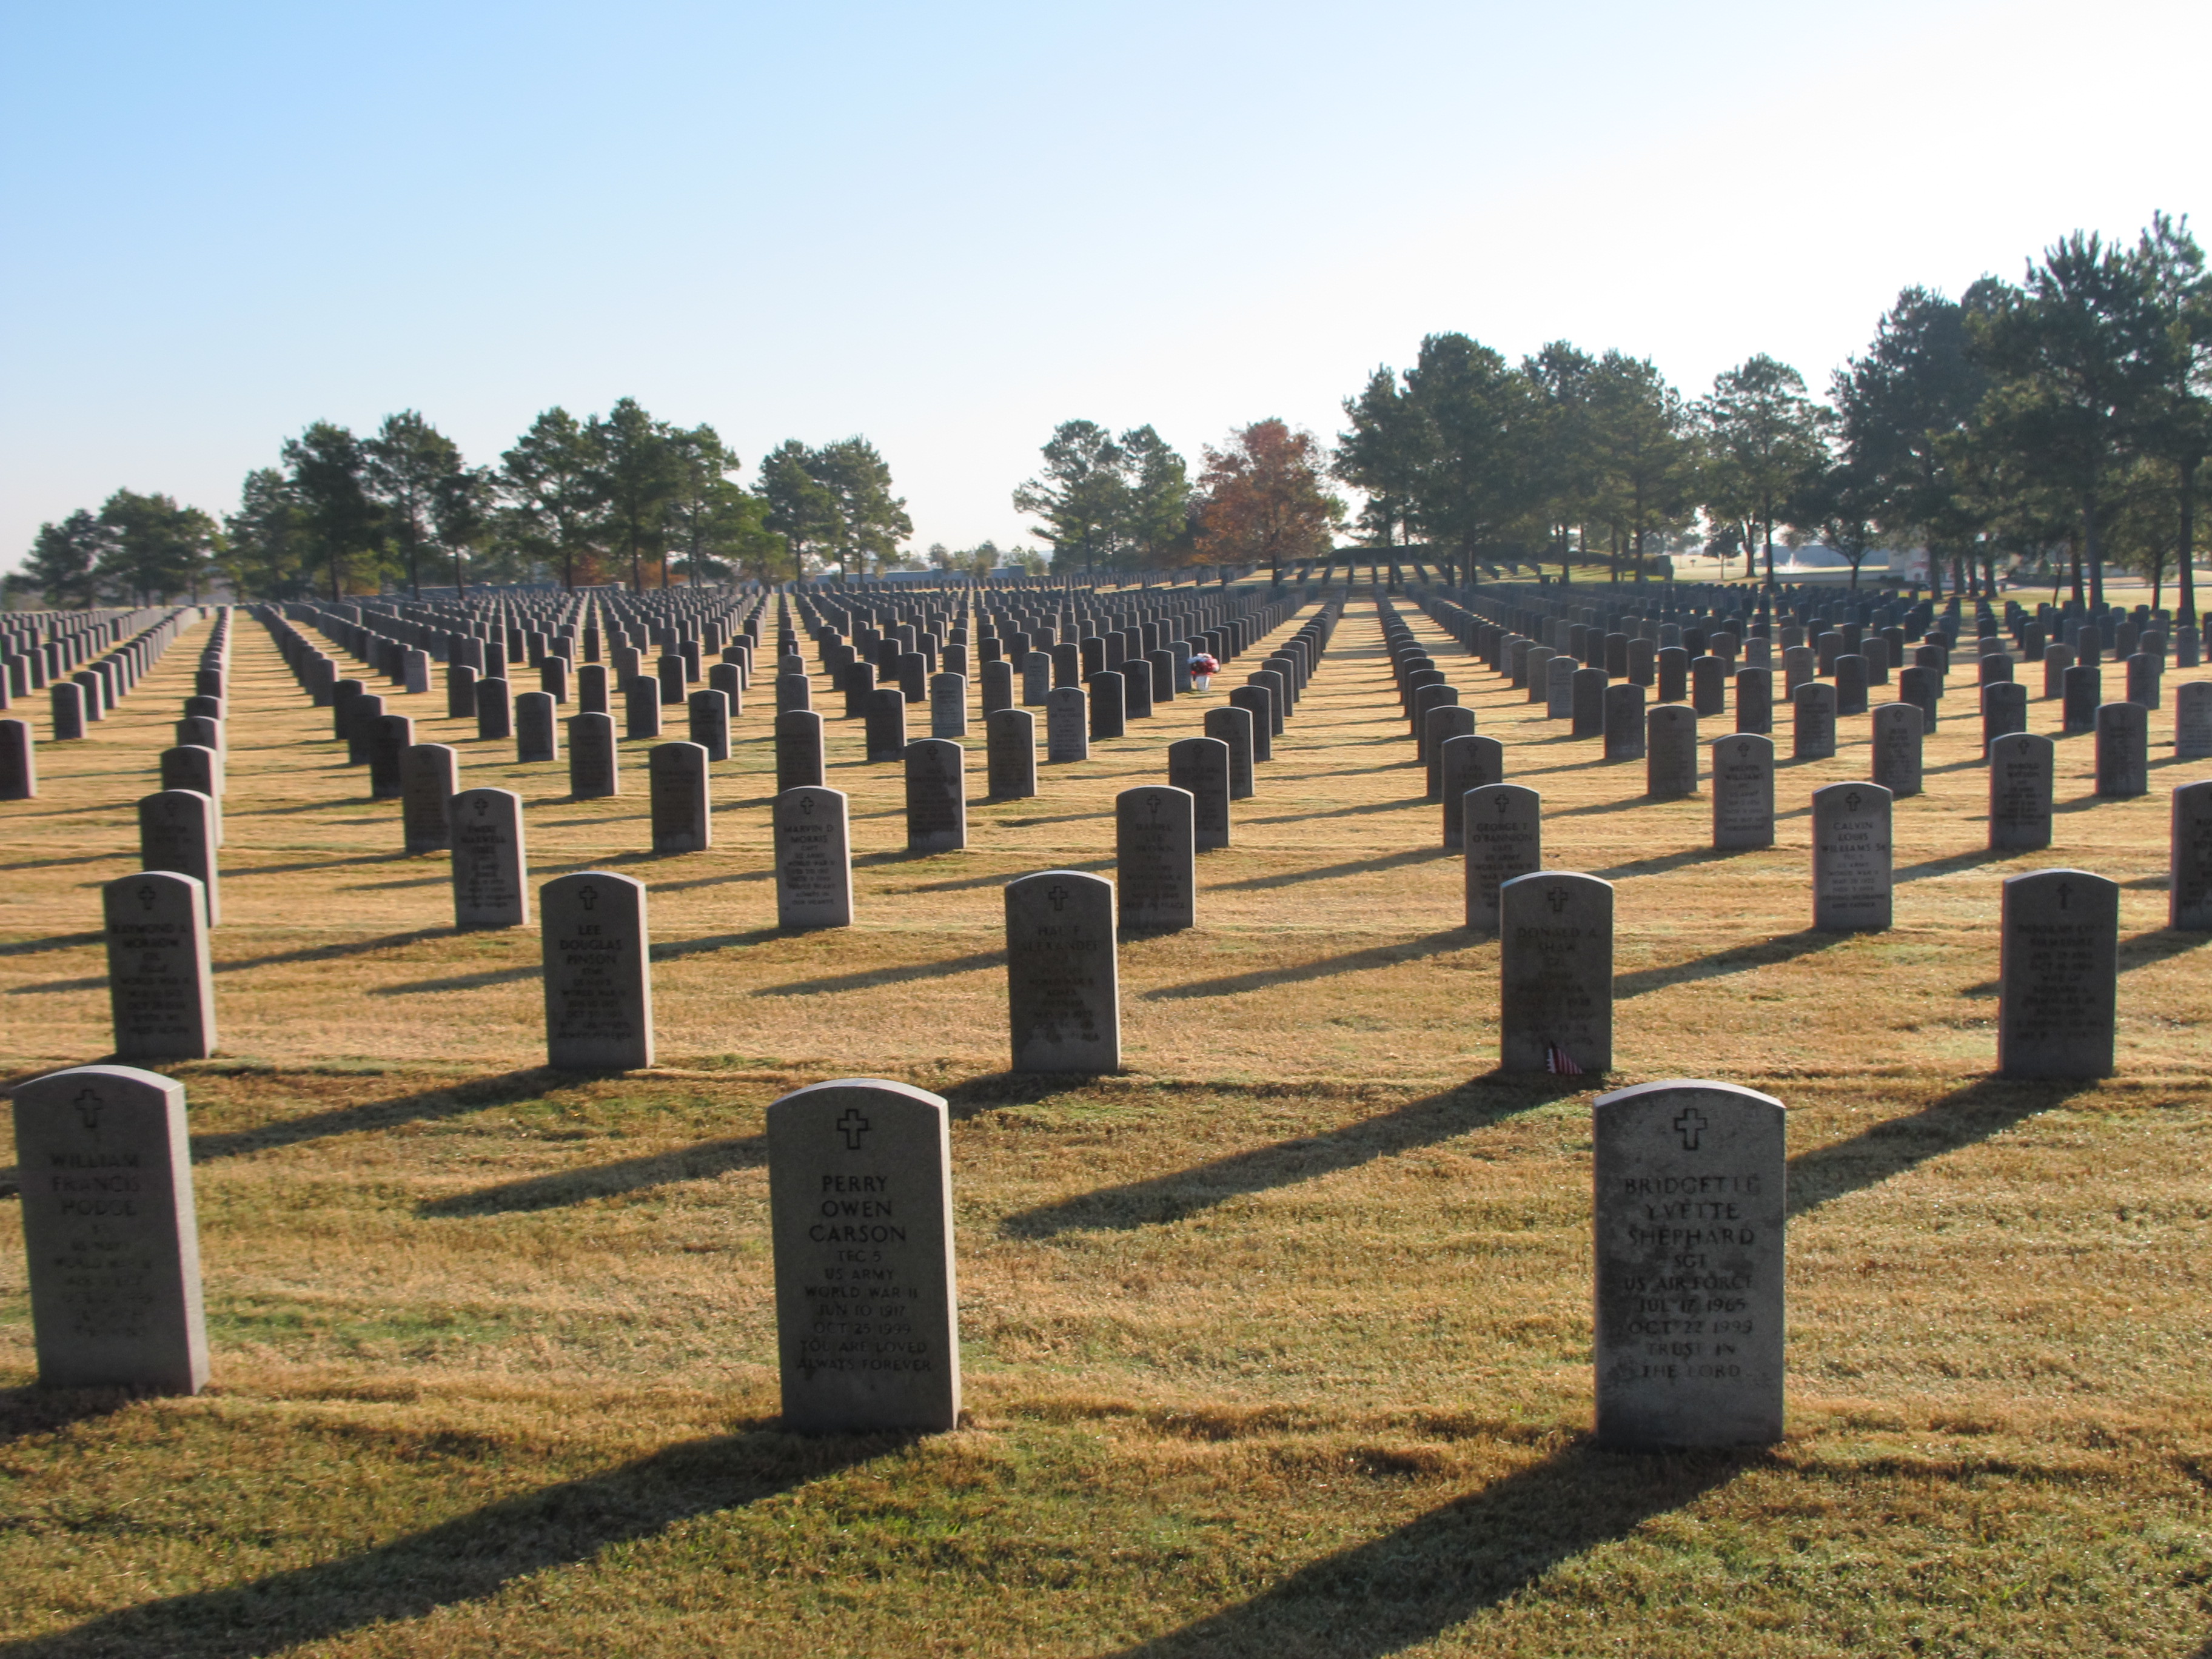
[2,595,2209,1657]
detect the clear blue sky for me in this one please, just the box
[1,0,2203,570]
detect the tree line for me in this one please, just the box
[1329,213,2210,613]
[13,400,918,605]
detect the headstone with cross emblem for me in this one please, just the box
[1791,681,1836,760]
[137,789,220,926]
[1498,870,1612,1074]
[1988,731,2054,852]
[649,741,712,853]
[2174,680,2212,760]
[1203,705,1255,799]
[1044,685,1088,763]
[1439,733,1506,850]
[12,1064,209,1394]
[2171,780,2212,930]
[1116,785,1195,930]
[403,742,460,850]
[1646,705,1698,798]
[1998,869,2118,1078]
[1870,701,1923,797]
[904,738,967,853]
[1603,683,1646,761]
[865,688,907,762]
[2094,701,2148,799]
[1005,870,1119,1072]
[985,707,1037,798]
[1710,733,1774,850]
[1594,1078,1786,1449]
[450,786,529,928]
[930,671,968,739]
[767,1078,960,1432]
[540,871,653,1069]
[1734,668,1772,735]
[774,786,852,929]
[102,871,215,1061]
[1811,782,1893,931]
[1167,735,1232,849]
[567,712,619,800]
[1463,784,1542,931]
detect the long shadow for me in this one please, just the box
[900,857,1114,895]
[1247,797,1429,824]
[652,927,786,962]
[183,1068,571,1164]
[1787,1075,2094,1217]
[756,948,1005,997]
[213,928,448,974]
[1000,1073,1578,1238]
[0,854,127,873]
[1104,1441,1755,1658]
[0,1385,142,1452]
[421,1131,767,1215]
[1545,793,1667,817]
[1895,848,2011,883]
[0,1427,903,1659]
[1209,846,1448,893]
[225,852,413,878]
[2119,928,2212,972]
[0,931,104,958]
[1589,846,1731,880]
[1614,929,1843,1000]
[1143,929,1471,1000]
[370,964,540,996]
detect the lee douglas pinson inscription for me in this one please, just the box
[104,872,215,1061]
[1998,869,2118,1079]
[13,1064,209,1394]
[1594,1079,1785,1449]
[1498,871,1612,1075]
[1005,870,1119,1073]
[768,1078,960,1433]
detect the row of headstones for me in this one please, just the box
[0,1054,1988,1451]
[1,610,216,799]
[2,604,195,706]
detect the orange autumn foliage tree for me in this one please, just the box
[1195,419,1344,583]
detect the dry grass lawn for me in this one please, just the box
[1,591,2209,1656]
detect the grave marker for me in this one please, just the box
[776,709,826,791]
[1593,1079,1785,1449]
[568,714,620,799]
[767,1078,960,1433]
[138,790,219,925]
[1204,705,1255,798]
[774,786,853,930]
[1870,702,1923,797]
[1116,786,1195,930]
[1005,870,1119,1073]
[649,742,711,852]
[1045,686,1089,762]
[1988,732,2054,852]
[1167,736,1231,850]
[1791,682,1836,760]
[0,717,35,798]
[1646,706,1697,799]
[1498,871,1612,1074]
[904,739,967,853]
[931,672,968,739]
[1811,782,1893,931]
[2094,702,2148,798]
[102,872,215,1061]
[12,1064,208,1394]
[450,787,529,928]
[1463,784,1541,931]
[1998,870,2118,1078]
[1711,734,1775,850]
[540,871,654,1069]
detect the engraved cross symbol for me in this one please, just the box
[1843,790,1862,813]
[1047,884,1069,912]
[473,797,488,817]
[1674,1108,1708,1150]
[2057,882,2071,910]
[1546,886,1570,914]
[73,1089,104,1133]
[577,884,599,910]
[1495,795,1511,817]
[135,883,156,911]
[836,1108,871,1150]
[799,794,814,816]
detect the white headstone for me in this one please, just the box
[775,786,853,930]
[450,786,529,928]
[12,1064,208,1394]
[1005,871,1119,1073]
[102,871,215,1061]
[1594,1079,1785,1449]
[540,871,654,1070]
[1498,871,1612,1075]
[1811,782,1893,932]
[1462,783,1541,931]
[768,1078,960,1432]
[1998,869,2118,1079]
[1116,785,1195,930]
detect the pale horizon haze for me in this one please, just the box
[2,0,2205,575]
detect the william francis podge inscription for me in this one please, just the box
[768,1078,960,1433]
[12,1064,209,1395]
[1595,1079,1785,1449]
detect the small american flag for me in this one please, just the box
[1546,1044,1583,1076]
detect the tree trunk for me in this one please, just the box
[2085,494,2103,613]
[2180,460,2197,623]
